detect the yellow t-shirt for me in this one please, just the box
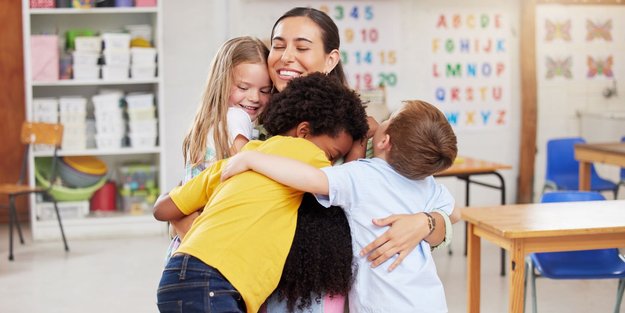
[170,135,331,313]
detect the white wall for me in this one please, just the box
[162,0,522,208]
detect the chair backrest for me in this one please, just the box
[21,122,63,146]
[545,137,604,182]
[541,190,606,203]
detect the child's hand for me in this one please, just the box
[221,151,255,181]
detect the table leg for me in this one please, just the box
[579,161,591,191]
[467,223,481,313]
[509,240,526,313]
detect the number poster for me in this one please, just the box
[426,11,512,130]
[235,1,401,92]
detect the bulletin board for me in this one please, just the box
[231,1,402,93]
[425,11,512,130]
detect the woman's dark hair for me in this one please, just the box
[272,193,355,312]
[262,72,368,142]
[271,7,348,86]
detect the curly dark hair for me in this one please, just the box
[261,72,368,142]
[272,193,355,312]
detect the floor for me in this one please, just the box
[0,223,623,313]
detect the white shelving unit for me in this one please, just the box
[22,2,166,240]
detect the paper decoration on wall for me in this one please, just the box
[587,55,614,78]
[427,12,511,130]
[545,56,572,79]
[586,19,612,41]
[545,19,571,42]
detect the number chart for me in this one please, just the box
[426,11,511,130]
[315,2,402,92]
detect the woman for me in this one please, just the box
[263,7,456,313]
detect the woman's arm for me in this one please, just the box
[360,211,448,271]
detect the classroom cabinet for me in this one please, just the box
[22,1,166,240]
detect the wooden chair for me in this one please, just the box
[0,122,69,260]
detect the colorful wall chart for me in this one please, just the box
[308,2,401,91]
[235,1,401,92]
[426,11,511,130]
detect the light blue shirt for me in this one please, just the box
[316,158,453,313]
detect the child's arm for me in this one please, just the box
[230,134,249,155]
[222,151,330,195]
[153,194,185,221]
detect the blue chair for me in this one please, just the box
[524,191,625,313]
[543,137,618,198]
[619,136,625,194]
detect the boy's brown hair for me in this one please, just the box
[386,100,457,180]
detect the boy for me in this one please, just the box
[153,73,369,313]
[222,100,458,313]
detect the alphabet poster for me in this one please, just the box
[426,11,511,130]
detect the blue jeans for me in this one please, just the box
[157,254,246,313]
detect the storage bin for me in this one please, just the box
[72,0,94,8]
[60,113,87,125]
[92,93,123,109]
[135,0,156,7]
[128,119,157,135]
[67,30,98,51]
[33,98,59,123]
[30,0,55,8]
[36,201,90,221]
[102,65,129,80]
[95,134,124,149]
[115,0,133,7]
[125,92,154,109]
[103,50,130,66]
[101,33,131,51]
[74,36,102,52]
[95,121,125,136]
[127,106,155,120]
[59,97,87,114]
[125,25,152,42]
[130,64,156,79]
[72,50,100,66]
[129,133,157,148]
[130,47,156,65]
[31,35,59,81]
[73,64,100,80]
[118,164,157,192]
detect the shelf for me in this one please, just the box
[33,78,159,87]
[30,7,158,15]
[33,146,161,157]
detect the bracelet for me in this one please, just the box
[423,212,436,237]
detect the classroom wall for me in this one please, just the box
[533,4,625,200]
[162,0,522,208]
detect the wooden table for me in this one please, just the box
[575,142,625,191]
[462,200,625,313]
[436,157,512,275]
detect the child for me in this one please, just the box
[222,100,458,313]
[154,73,369,313]
[166,36,272,255]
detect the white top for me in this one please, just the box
[183,107,253,182]
[316,158,453,313]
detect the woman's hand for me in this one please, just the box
[360,213,431,272]
[221,151,256,181]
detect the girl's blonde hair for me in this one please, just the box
[183,36,269,166]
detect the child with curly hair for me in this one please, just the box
[222,100,458,313]
[153,73,368,313]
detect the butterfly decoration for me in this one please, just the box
[586,19,612,41]
[587,56,614,78]
[545,56,572,79]
[545,19,571,42]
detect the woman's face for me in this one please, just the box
[268,16,338,92]
[228,62,272,121]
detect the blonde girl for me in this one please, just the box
[168,36,272,251]
[181,36,272,183]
